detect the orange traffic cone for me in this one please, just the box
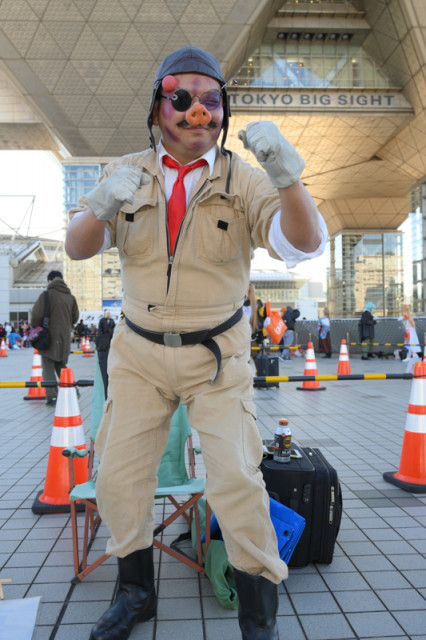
[297,341,326,391]
[32,368,88,513]
[383,360,426,493]
[24,349,46,400]
[0,339,7,357]
[423,341,426,362]
[337,339,351,375]
[82,336,93,357]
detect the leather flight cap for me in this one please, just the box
[154,46,225,85]
[125,307,243,383]
[147,45,230,153]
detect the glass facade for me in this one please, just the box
[63,164,102,216]
[250,278,305,308]
[328,232,403,318]
[400,186,426,315]
[235,43,393,89]
[63,163,122,313]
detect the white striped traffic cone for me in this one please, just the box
[24,348,46,400]
[82,336,93,357]
[337,339,351,375]
[297,341,326,391]
[32,368,88,513]
[0,339,7,357]
[383,360,426,492]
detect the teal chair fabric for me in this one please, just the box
[155,402,205,496]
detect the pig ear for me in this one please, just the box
[162,75,178,93]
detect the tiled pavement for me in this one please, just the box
[1,346,426,640]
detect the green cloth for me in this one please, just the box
[90,354,106,443]
[191,498,238,610]
[157,402,192,487]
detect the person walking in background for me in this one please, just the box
[398,304,421,372]
[4,322,12,340]
[251,298,267,373]
[359,302,376,360]
[31,271,79,407]
[96,310,116,398]
[74,318,88,347]
[244,284,261,367]
[243,283,257,333]
[317,307,331,358]
[279,305,300,360]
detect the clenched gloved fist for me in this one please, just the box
[85,166,150,221]
[238,121,305,189]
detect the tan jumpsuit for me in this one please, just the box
[71,147,290,583]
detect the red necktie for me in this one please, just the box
[163,155,207,254]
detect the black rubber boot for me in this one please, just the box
[89,547,157,640]
[234,568,279,639]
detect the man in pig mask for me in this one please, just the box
[66,46,327,640]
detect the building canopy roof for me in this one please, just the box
[0,0,425,236]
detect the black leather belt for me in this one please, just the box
[125,307,243,383]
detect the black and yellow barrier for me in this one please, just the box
[253,373,415,384]
[252,342,419,351]
[0,373,417,389]
[70,350,97,354]
[0,379,94,389]
[350,342,420,348]
[251,345,302,351]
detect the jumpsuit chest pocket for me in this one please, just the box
[196,193,247,264]
[116,195,158,258]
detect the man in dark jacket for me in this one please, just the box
[96,311,116,397]
[74,319,88,346]
[31,271,79,406]
[358,302,376,360]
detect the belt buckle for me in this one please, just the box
[163,332,182,347]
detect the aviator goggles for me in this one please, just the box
[160,88,222,112]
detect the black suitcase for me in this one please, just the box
[254,353,279,388]
[260,445,342,567]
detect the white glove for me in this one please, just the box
[86,166,150,221]
[238,121,305,189]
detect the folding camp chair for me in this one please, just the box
[63,358,210,583]
[153,403,210,574]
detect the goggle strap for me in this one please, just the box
[221,77,238,89]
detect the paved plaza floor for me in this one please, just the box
[0,345,425,640]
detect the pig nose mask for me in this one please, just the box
[160,75,221,126]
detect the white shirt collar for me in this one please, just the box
[158,140,216,175]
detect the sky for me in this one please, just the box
[0,150,326,285]
[251,246,326,286]
[0,150,64,241]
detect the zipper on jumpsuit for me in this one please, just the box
[161,177,208,294]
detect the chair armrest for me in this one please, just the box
[62,447,89,459]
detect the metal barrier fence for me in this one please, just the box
[294,316,426,356]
